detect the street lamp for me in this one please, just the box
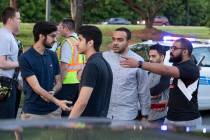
[46,0,51,21]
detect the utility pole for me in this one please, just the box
[46,0,51,21]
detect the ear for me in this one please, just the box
[39,34,46,41]
[183,49,188,55]
[87,40,94,47]
[160,55,165,62]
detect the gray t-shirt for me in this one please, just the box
[60,41,72,63]
[0,27,19,78]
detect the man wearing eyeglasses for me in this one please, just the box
[19,22,71,120]
[120,38,201,127]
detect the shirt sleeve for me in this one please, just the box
[0,35,11,56]
[137,69,151,116]
[150,75,170,96]
[80,63,98,88]
[19,55,35,79]
[60,41,72,64]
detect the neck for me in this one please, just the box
[182,55,191,62]
[120,47,129,55]
[4,24,13,33]
[33,41,45,54]
[86,48,96,60]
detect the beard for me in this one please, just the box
[44,39,53,48]
[169,52,182,64]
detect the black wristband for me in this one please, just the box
[138,61,143,68]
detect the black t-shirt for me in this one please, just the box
[80,53,113,117]
[19,47,60,115]
[167,60,201,121]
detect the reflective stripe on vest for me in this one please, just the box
[62,37,85,84]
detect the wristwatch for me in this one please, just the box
[138,61,143,68]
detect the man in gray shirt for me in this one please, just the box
[103,27,150,120]
[147,44,170,122]
[0,7,20,119]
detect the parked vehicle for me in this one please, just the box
[137,16,170,26]
[153,16,170,26]
[129,36,210,110]
[101,18,131,25]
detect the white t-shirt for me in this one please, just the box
[0,27,19,78]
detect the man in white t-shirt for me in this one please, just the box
[0,7,21,119]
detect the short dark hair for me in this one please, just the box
[149,44,166,56]
[62,18,75,31]
[1,7,18,24]
[33,21,57,42]
[115,27,131,40]
[78,25,102,52]
[175,38,193,55]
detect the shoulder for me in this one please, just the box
[128,50,144,61]
[0,28,13,41]
[178,60,199,71]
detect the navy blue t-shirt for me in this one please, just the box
[19,47,60,115]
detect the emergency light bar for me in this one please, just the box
[163,36,210,44]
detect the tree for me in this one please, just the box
[10,0,17,9]
[123,0,167,28]
[70,0,83,32]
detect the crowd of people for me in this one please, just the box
[0,7,202,127]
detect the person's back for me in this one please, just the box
[81,53,112,117]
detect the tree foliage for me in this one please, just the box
[0,0,210,27]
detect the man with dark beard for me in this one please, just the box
[120,38,201,127]
[19,22,71,120]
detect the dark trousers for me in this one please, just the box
[55,84,79,117]
[0,83,18,119]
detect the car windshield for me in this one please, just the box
[193,47,210,67]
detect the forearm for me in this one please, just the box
[150,76,170,96]
[60,62,68,81]
[69,102,87,118]
[32,84,59,105]
[142,62,171,76]
[52,83,62,93]
[0,60,19,69]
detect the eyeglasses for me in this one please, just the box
[170,46,185,51]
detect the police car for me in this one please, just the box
[129,36,210,111]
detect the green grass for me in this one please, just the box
[1,23,210,51]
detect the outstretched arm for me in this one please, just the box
[120,56,180,78]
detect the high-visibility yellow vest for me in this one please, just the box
[58,36,86,84]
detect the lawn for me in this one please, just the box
[1,23,210,52]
